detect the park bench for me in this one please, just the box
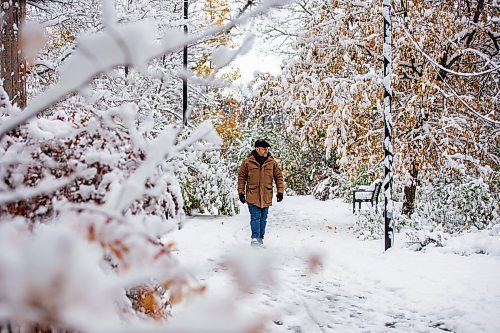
[352,180,382,213]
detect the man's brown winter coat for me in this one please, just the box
[237,153,284,208]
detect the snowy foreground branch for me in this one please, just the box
[0,1,293,332]
[0,100,226,332]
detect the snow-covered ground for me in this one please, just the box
[168,196,500,333]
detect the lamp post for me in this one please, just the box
[382,0,394,250]
[183,0,188,126]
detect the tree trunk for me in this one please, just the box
[1,0,27,109]
[402,160,418,216]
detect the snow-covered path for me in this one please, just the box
[169,196,500,333]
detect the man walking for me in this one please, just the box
[238,139,284,247]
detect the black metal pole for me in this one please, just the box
[183,0,188,126]
[383,0,394,251]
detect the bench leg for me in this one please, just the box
[359,202,361,210]
[352,191,355,213]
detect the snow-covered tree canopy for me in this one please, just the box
[246,0,498,193]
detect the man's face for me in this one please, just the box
[255,147,269,157]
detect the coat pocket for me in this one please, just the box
[263,186,273,204]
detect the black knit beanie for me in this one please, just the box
[254,139,271,148]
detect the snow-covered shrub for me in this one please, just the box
[328,174,349,201]
[0,97,222,331]
[176,149,239,216]
[487,171,500,228]
[0,101,182,223]
[0,199,204,332]
[312,177,337,201]
[403,228,449,251]
[403,176,498,234]
[298,148,338,196]
[393,175,498,252]
[353,206,384,240]
[332,167,375,202]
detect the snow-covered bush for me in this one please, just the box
[290,147,337,195]
[312,177,337,201]
[315,174,349,201]
[489,223,500,236]
[391,175,498,252]
[403,228,449,251]
[353,206,384,240]
[0,101,183,223]
[0,99,222,331]
[403,227,500,255]
[329,167,375,202]
[176,149,239,216]
[398,176,498,234]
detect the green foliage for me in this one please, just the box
[396,176,498,234]
[354,175,498,248]
[222,120,302,193]
[489,171,500,208]
[176,150,239,216]
[331,166,375,202]
[236,124,338,195]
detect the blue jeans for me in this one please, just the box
[248,204,269,239]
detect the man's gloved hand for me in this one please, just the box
[277,192,284,202]
[239,193,246,203]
